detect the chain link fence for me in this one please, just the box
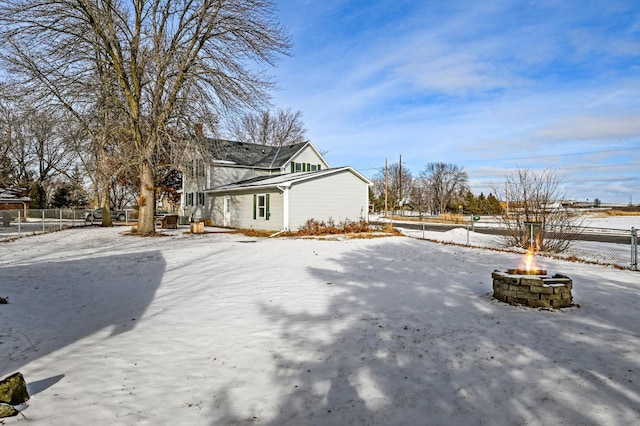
[551,226,638,271]
[511,222,638,271]
[392,219,638,271]
[0,208,133,241]
[3,210,638,271]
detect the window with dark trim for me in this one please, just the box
[253,194,270,220]
[291,162,323,173]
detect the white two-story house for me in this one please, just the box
[180,139,372,231]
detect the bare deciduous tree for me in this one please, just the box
[493,166,583,253]
[409,175,432,218]
[421,162,469,215]
[0,90,75,206]
[0,89,21,189]
[371,162,413,216]
[228,108,307,146]
[0,0,291,233]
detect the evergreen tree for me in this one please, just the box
[29,182,47,208]
[463,190,479,214]
[486,193,502,214]
[51,183,73,208]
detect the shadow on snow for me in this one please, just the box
[213,237,639,425]
[0,251,164,376]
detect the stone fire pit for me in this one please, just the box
[492,269,573,308]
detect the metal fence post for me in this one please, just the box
[631,227,638,271]
[18,211,21,237]
[42,210,45,233]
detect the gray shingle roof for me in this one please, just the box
[208,139,309,169]
[205,167,372,193]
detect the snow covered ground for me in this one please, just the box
[1,225,639,425]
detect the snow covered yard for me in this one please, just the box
[0,226,639,425]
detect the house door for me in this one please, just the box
[223,196,231,227]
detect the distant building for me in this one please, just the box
[0,188,30,217]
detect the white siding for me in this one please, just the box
[209,195,224,225]
[185,166,274,221]
[181,175,208,220]
[210,190,283,231]
[285,146,330,173]
[208,166,271,187]
[287,170,369,230]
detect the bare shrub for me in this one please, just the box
[493,167,584,253]
[294,219,370,236]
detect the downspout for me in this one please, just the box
[277,185,290,232]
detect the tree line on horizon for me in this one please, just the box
[369,161,502,216]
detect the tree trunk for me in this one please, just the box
[137,163,155,234]
[98,144,112,226]
[100,181,113,226]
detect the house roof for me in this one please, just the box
[0,188,30,202]
[205,167,372,193]
[208,139,311,169]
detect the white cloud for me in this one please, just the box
[533,114,640,141]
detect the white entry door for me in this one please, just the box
[223,196,231,227]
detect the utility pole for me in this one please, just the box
[505,181,509,216]
[399,154,402,217]
[385,158,388,219]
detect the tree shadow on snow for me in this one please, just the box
[0,251,164,376]
[213,238,640,425]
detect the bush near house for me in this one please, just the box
[294,218,370,236]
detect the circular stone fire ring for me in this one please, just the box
[492,269,573,308]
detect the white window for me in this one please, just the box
[253,194,270,220]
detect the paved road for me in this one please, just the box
[373,220,632,245]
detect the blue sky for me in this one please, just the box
[270,0,640,204]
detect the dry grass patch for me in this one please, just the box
[235,220,401,239]
[237,228,277,238]
[383,214,467,224]
[605,209,640,216]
